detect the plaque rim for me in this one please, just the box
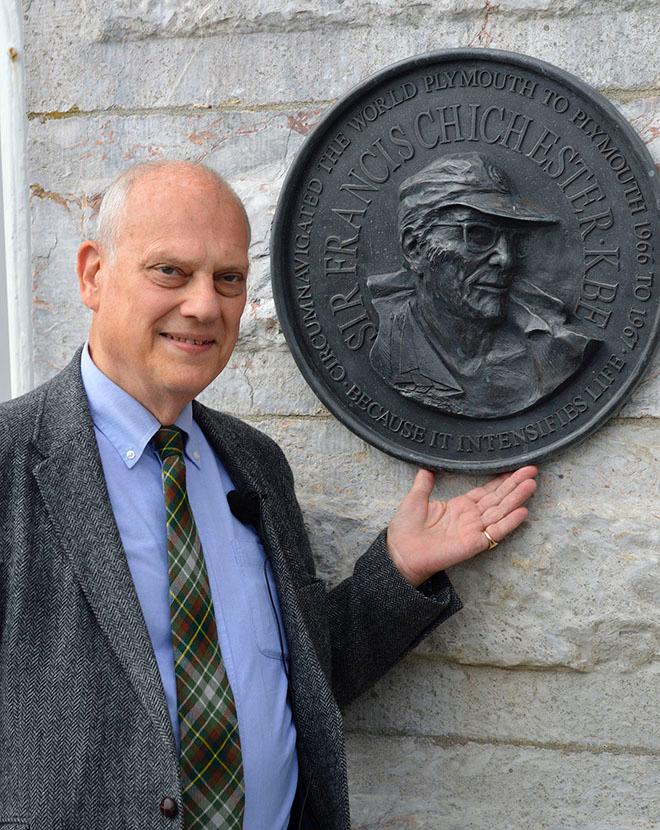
[271,47,660,472]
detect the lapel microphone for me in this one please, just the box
[226,490,262,527]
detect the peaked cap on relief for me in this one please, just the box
[398,152,558,228]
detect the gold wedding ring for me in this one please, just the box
[483,530,498,550]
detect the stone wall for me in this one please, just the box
[22,2,659,827]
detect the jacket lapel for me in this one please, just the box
[194,403,347,829]
[31,352,176,760]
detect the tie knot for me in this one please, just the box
[153,426,185,461]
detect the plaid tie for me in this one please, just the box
[153,427,245,829]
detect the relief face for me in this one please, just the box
[367,153,600,418]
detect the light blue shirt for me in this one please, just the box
[80,345,298,829]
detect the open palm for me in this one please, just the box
[387,466,538,587]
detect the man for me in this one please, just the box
[0,160,537,830]
[368,152,598,418]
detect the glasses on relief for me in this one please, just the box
[431,220,519,254]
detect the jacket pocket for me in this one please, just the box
[0,819,29,829]
[234,534,289,661]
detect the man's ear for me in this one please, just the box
[77,240,103,311]
[401,230,425,271]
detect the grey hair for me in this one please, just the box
[95,160,250,259]
[400,205,470,270]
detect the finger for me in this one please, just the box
[476,476,521,512]
[397,468,437,520]
[465,471,510,501]
[481,478,537,526]
[409,468,437,499]
[484,506,529,544]
[475,466,538,510]
[466,465,538,503]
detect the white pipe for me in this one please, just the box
[1,0,34,398]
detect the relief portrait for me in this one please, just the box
[367,152,601,419]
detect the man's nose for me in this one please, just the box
[180,274,221,321]
[488,233,513,268]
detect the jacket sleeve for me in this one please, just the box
[325,530,462,706]
[265,436,463,708]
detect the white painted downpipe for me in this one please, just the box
[0,0,33,400]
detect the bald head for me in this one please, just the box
[78,158,251,424]
[95,160,250,260]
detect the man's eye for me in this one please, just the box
[515,234,528,259]
[157,265,179,276]
[465,224,498,250]
[218,273,245,285]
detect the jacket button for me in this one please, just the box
[160,797,178,818]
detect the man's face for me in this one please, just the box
[81,169,249,419]
[415,206,518,324]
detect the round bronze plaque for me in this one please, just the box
[271,49,660,471]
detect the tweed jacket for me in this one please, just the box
[0,351,462,830]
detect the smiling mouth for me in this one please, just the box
[161,333,215,346]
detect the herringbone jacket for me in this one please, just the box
[0,350,461,830]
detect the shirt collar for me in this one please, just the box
[80,344,201,469]
[174,399,202,469]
